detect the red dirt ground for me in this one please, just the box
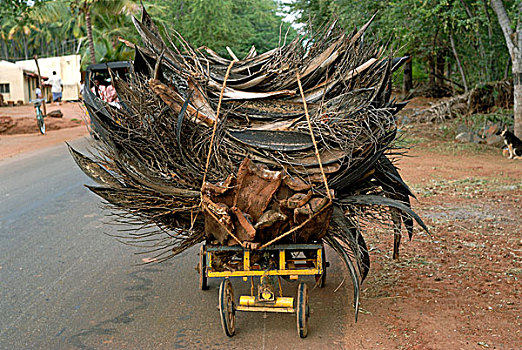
[0,102,88,159]
[344,98,521,349]
[349,144,521,349]
[0,99,520,349]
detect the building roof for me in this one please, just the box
[22,69,47,79]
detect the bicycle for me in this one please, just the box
[31,99,46,134]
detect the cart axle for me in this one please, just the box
[239,296,294,309]
[235,305,295,313]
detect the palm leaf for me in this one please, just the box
[336,195,429,234]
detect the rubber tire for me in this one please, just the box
[219,279,236,337]
[37,110,45,135]
[296,283,309,338]
[314,247,326,288]
[199,245,208,290]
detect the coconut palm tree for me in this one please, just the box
[70,0,138,64]
[33,1,84,57]
[69,0,96,64]
[6,16,39,59]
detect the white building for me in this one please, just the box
[0,60,45,104]
[0,54,81,104]
[16,54,82,101]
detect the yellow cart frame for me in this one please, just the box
[198,243,327,338]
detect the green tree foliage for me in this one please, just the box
[69,0,138,66]
[0,0,33,22]
[287,0,517,92]
[145,0,295,58]
[0,0,43,60]
[1,0,145,66]
[0,0,293,67]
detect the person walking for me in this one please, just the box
[46,71,63,105]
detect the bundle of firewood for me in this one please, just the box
[69,7,427,317]
[413,79,513,122]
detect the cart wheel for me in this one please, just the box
[315,247,326,288]
[199,245,208,290]
[219,279,236,337]
[296,282,309,338]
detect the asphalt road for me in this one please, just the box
[0,139,354,349]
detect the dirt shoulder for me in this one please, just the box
[0,102,89,160]
[345,142,521,349]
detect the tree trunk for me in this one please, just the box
[481,0,494,80]
[23,35,28,60]
[491,0,522,138]
[33,55,47,116]
[0,38,8,59]
[450,34,468,92]
[428,26,440,86]
[482,0,493,39]
[435,50,445,86]
[428,55,436,85]
[85,7,96,64]
[402,55,413,96]
[447,59,453,94]
[460,0,488,81]
[491,0,516,60]
[504,56,510,80]
[514,60,522,138]
[0,26,8,59]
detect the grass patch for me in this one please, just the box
[394,136,428,148]
[413,177,521,198]
[414,108,514,143]
[458,108,514,130]
[430,141,497,155]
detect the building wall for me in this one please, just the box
[0,61,26,103]
[24,75,43,102]
[15,55,81,101]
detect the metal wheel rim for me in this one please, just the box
[199,246,208,290]
[225,284,235,331]
[219,279,236,336]
[37,115,45,134]
[297,283,309,338]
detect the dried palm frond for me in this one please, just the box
[70,6,427,320]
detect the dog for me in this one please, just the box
[498,126,522,159]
